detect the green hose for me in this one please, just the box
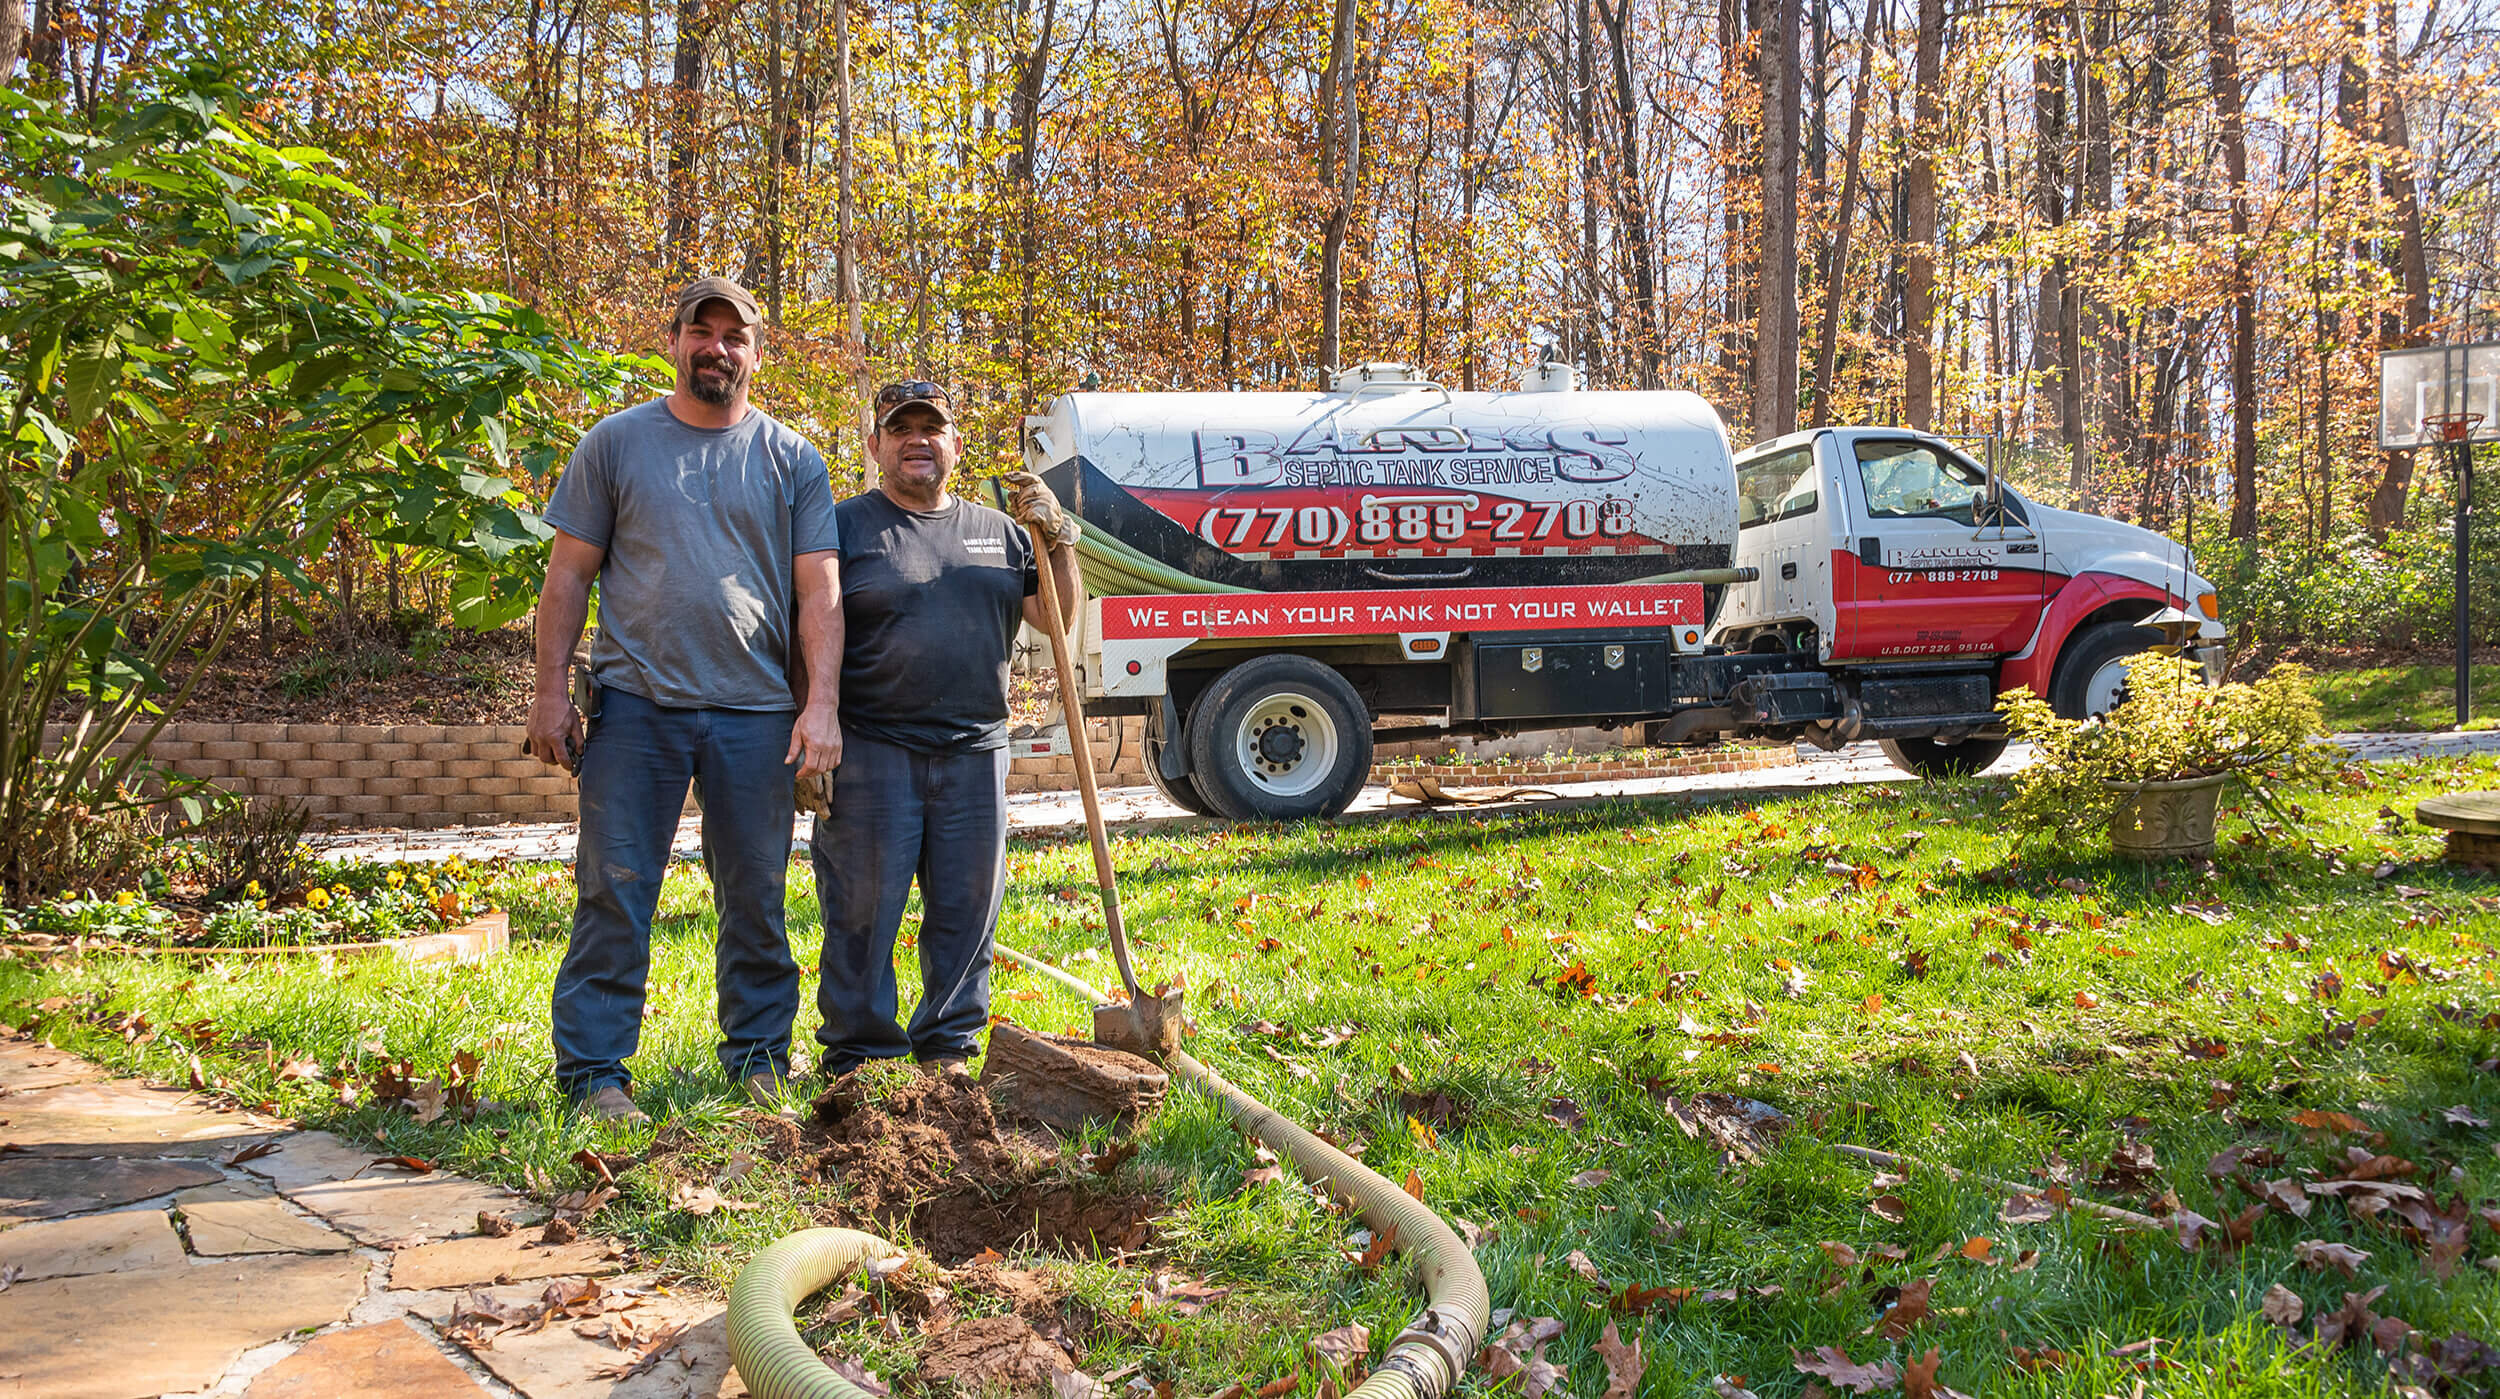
[725,1228,907,1399]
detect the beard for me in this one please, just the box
[686,355,747,405]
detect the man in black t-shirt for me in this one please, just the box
[810,380,1082,1074]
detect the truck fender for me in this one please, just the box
[1998,572,2173,699]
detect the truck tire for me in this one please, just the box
[2051,620,2159,720]
[1879,735,2010,778]
[1141,736,1218,816]
[1184,656,1374,821]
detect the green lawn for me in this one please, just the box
[5,759,2498,1395]
[2312,662,2500,732]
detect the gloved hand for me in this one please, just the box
[1002,470,1079,548]
[794,768,833,821]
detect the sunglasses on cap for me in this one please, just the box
[876,380,949,407]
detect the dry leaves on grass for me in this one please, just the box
[1792,1343,1900,1394]
[1868,1276,1934,1339]
[1567,1249,1610,1288]
[1902,1348,1975,1399]
[828,1356,890,1395]
[1310,1322,1369,1375]
[1477,1317,1567,1398]
[2294,1240,2371,1278]
[668,1180,760,1216]
[1998,1192,2056,1225]
[1595,1320,1647,1399]
[2261,1284,2305,1328]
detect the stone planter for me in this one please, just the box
[2104,775,2228,859]
[132,909,509,967]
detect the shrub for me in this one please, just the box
[1996,656,2336,837]
[171,796,313,903]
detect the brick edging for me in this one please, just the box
[1371,745,1797,785]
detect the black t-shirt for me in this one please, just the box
[831,490,1038,753]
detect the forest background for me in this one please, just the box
[8,0,2500,652]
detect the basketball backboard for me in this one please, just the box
[2380,342,2500,447]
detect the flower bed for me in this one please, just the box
[3,854,503,961]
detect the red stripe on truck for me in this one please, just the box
[1099,584,1707,641]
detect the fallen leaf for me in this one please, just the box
[1818,1241,1861,1269]
[1958,1237,1998,1265]
[1711,1377,1761,1399]
[1049,1372,1100,1399]
[1571,1168,1615,1188]
[1596,1319,1647,1399]
[1402,1169,1425,1201]
[2294,1240,2371,1278]
[1567,1249,1610,1288]
[1255,1377,1302,1399]
[1901,1348,1975,1399]
[668,1181,758,1216]
[1792,1344,1900,1394]
[2289,1109,2367,1136]
[1311,1322,1369,1369]
[2261,1284,2304,1327]
[828,1356,890,1395]
[1999,1193,2055,1225]
[1872,1275,1934,1339]
[219,1140,279,1166]
[1868,1195,1907,1224]
[1240,1164,1285,1190]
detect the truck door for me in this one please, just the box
[1718,441,1836,650]
[1830,438,2048,662]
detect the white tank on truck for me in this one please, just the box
[1025,362,1741,596]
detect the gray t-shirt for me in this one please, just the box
[545,398,840,711]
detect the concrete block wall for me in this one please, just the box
[1007,717,1149,794]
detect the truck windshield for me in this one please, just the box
[1736,446,1817,529]
[1854,441,1987,525]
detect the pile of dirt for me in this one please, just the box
[802,1068,1162,1264]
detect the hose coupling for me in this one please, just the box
[1387,1303,1478,1385]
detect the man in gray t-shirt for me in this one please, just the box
[528,277,842,1123]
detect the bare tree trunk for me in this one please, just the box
[1597,0,1664,388]
[1574,0,1602,383]
[2365,0,2433,537]
[1009,0,1061,412]
[1900,0,1943,429]
[663,0,707,278]
[1750,0,1800,432]
[1809,0,1878,428]
[2209,0,2258,538]
[1716,0,1754,422]
[1317,0,1358,375]
[2030,0,2069,446]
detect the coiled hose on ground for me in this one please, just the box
[725,1227,909,1399]
[723,945,1490,1399]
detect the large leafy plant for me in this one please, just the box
[0,67,654,901]
[1996,655,2334,837]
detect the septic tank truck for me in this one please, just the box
[1020,362,2226,821]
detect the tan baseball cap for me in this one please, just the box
[672,277,762,329]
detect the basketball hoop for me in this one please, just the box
[2423,411,2487,445]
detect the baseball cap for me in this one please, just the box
[874,379,955,430]
[672,277,762,329]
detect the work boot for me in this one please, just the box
[739,1071,787,1108]
[579,1085,649,1125]
[917,1056,971,1077]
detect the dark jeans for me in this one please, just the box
[553,688,799,1100]
[810,732,1006,1073]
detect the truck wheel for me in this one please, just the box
[1184,656,1374,821]
[2051,620,2159,720]
[1879,735,2010,778]
[1141,736,1218,816]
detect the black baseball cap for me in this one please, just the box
[874,379,955,430]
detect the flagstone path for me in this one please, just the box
[0,1033,747,1399]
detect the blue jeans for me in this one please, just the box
[553,688,800,1099]
[809,732,1006,1073]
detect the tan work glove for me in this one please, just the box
[793,769,833,821]
[1002,470,1080,548]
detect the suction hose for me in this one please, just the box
[991,944,1491,1399]
[725,1227,908,1399]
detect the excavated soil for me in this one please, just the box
[917,1314,1078,1387]
[802,1069,1162,1264]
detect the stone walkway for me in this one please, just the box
[305,731,2500,867]
[0,1033,744,1399]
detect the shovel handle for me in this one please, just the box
[1025,526,1143,1005]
